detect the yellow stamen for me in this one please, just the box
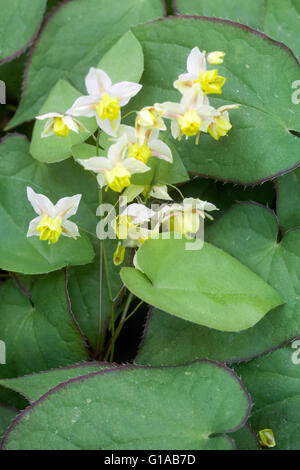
[37,215,62,244]
[53,117,70,137]
[197,69,226,94]
[113,243,125,265]
[178,110,201,137]
[128,142,152,164]
[208,115,232,141]
[96,93,120,121]
[105,164,131,193]
[259,429,276,448]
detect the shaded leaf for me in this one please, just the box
[1,361,251,450]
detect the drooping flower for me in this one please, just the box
[174,47,226,95]
[27,187,81,244]
[157,197,218,235]
[135,106,166,135]
[156,87,219,141]
[36,112,88,138]
[208,104,239,140]
[112,203,157,246]
[118,125,172,165]
[77,134,150,193]
[67,68,142,137]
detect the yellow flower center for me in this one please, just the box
[208,115,232,141]
[197,69,226,94]
[170,211,200,235]
[178,110,202,137]
[53,117,70,137]
[113,243,126,266]
[105,164,131,193]
[128,142,152,164]
[37,215,62,244]
[96,93,120,121]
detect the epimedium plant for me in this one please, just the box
[0,0,300,451]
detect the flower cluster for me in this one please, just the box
[28,46,239,258]
[156,47,239,143]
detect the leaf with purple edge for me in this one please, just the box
[0,363,115,403]
[0,0,47,64]
[174,0,300,60]
[0,272,88,379]
[1,361,251,450]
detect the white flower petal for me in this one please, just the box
[117,124,137,143]
[27,216,42,237]
[107,134,127,165]
[61,220,80,238]
[85,67,111,97]
[123,158,150,175]
[187,47,206,75]
[110,82,142,106]
[36,112,62,120]
[62,116,79,133]
[121,203,155,223]
[41,119,54,138]
[67,95,98,117]
[150,185,172,201]
[96,114,121,137]
[171,119,180,139]
[54,194,82,220]
[27,186,54,217]
[149,139,173,163]
[97,173,107,188]
[77,157,112,173]
[156,101,183,117]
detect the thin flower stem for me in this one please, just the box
[124,300,144,323]
[121,110,137,121]
[167,183,185,200]
[102,242,115,361]
[95,187,104,358]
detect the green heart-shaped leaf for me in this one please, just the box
[137,203,300,364]
[97,30,144,84]
[1,361,251,450]
[121,237,283,332]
